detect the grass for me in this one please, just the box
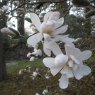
[7,59,43,73]
[7,54,95,74]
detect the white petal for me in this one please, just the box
[65,44,80,56]
[44,11,53,22]
[55,54,68,66]
[27,33,43,47]
[72,64,91,80]
[61,66,74,78]
[59,75,69,89]
[81,50,92,61]
[30,57,35,61]
[51,66,63,76]
[43,34,51,41]
[43,41,51,56]
[30,13,41,31]
[73,64,83,80]
[60,36,75,44]
[43,58,55,68]
[70,55,82,64]
[54,25,68,35]
[54,17,64,28]
[43,58,62,76]
[48,11,60,21]
[79,65,91,76]
[65,44,74,55]
[65,44,92,61]
[43,39,62,56]
[49,41,63,56]
[27,52,32,58]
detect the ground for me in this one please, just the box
[0,38,95,95]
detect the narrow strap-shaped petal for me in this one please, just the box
[54,17,64,29]
[30,13,41,32]
[60,36,75,44]
[59,75,69,89]
[54,25,68,35]
[48,11,60,21]
[61,66,74,78]
[72,64,83,80]
[70,55,82,64]
[49,41,63,56]
[43,58,63,76]
[81,50,92,61]
[27,33,43,47]
[43,38,62,56]
[65,44,75,56]
[72,64,91,80]
[43,58,55,68]
[65,44,81,57]
[44,11,53,22]
[51,66,63,76]
[43,42,51,56]
[79,65,91,76]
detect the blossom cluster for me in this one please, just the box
[27,11,92,89]
[27,48,42,61]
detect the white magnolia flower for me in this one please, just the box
[43,54,69,76]
[27,52,32,58]
[18,69,23,75]
[31,71,39,80]
[30,57,35,61]
[27,11,74,56]
[32,71,38,77]
[32,48,42,56]
[35,93,40,95]
[2,5,9,12]
[42,89,48,95]
[43,44,92,89]
[64,44,92,68]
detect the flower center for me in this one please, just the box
[67,59,74,67]
[40,22,54,36]
[42,29,53,36]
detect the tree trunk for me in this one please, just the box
[17,0,26,36]
[0,0,7,80]
[17,13,25,36]
[0,15,7,80]
[0,32,7,80]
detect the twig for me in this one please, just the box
[0,0,65,16]
[64,5,72,17]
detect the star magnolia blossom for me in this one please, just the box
[32,48,42,56]
[30,57,35,61]
[43,44,92,89]
[2,5,9,12]
[27,52,32,58]
[27,11,74,56]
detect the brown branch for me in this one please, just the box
[0,0,65,17]
[64,5,72,17]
